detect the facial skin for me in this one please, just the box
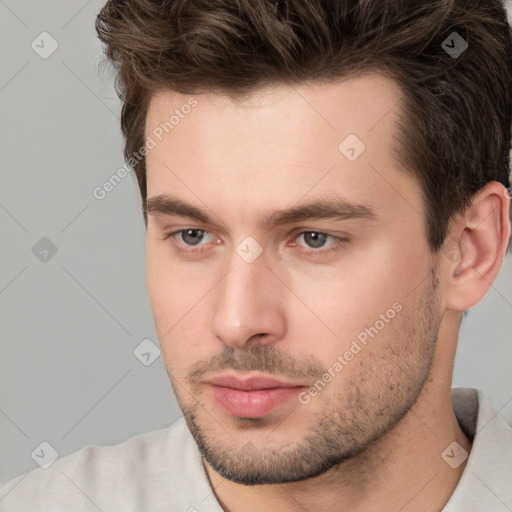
[144,73,510,511]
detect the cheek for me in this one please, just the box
[146,239,202,319]
[145,242,221,372]
[146,244,175,327]
[289,250,403,333]
[146,243,190,348]
[284,242,420,368]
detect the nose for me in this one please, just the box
[209,247,287,349]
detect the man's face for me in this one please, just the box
[145,73,442,484]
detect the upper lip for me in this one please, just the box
[206,373,307,391]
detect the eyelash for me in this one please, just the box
[160,228,348,258]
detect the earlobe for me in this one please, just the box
[444,181,511,312]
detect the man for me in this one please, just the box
[1,0,511,510]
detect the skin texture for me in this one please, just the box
[144,73,510,511]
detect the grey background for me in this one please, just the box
[0,0,511,486]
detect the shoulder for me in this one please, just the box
[0,417,195,511]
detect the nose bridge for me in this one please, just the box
[210,244,285,348]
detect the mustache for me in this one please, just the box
[187,345,325,385]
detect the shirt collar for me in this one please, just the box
[442,387,512,510]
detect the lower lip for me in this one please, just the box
[208,385,306,418]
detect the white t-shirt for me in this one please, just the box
[1,387,511,511]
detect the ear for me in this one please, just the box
[443,181,511,312]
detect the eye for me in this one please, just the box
[290,231,346,256]
[174,228,210,246]
[162,228,217,250]
[161,228,218,255]
[161,228,347,258]
[295,231,336,249]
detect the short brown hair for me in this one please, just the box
[96,0,512,251]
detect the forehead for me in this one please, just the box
[144,72,405,174]
[145,72,405,140]
[143,72,423,232]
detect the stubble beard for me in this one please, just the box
[172,266,441,486]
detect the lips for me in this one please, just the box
[207,374,305,391]
[206,373,308,418]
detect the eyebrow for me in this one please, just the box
[145,193,377,228]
